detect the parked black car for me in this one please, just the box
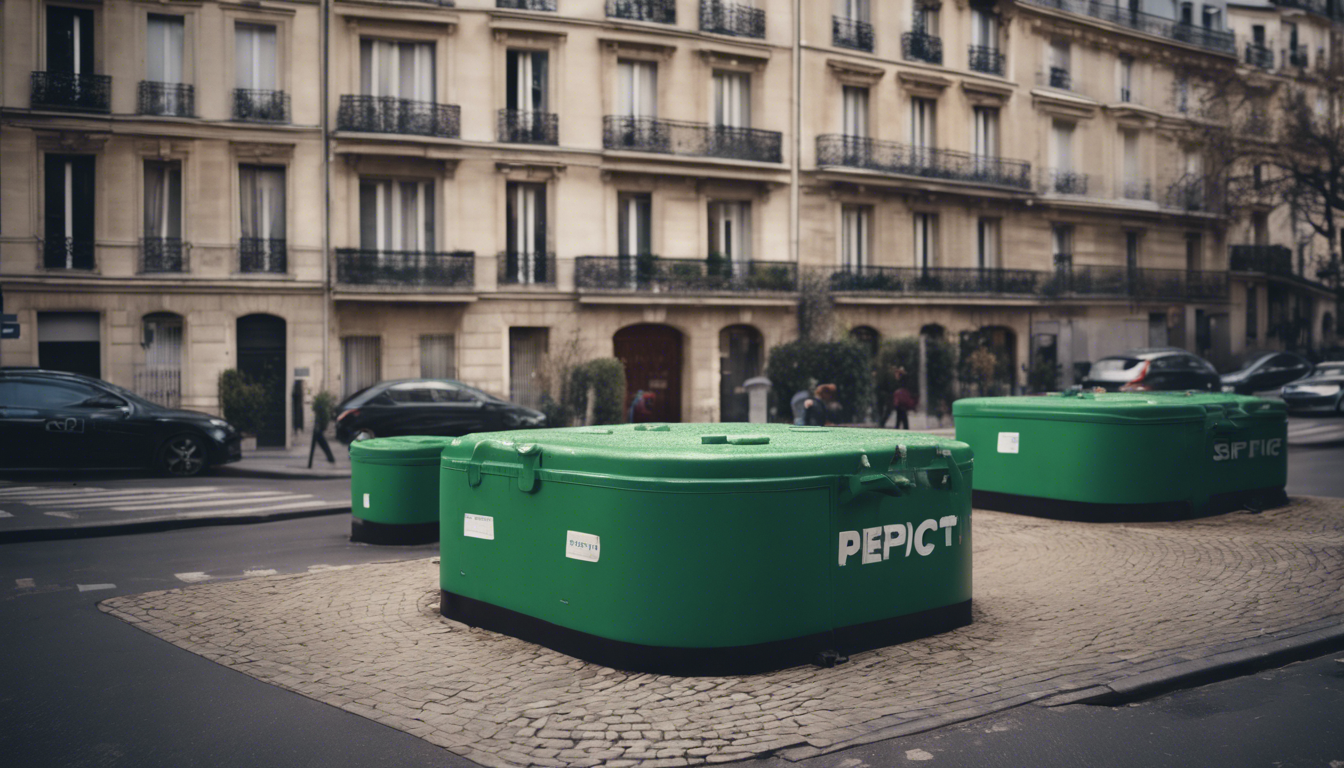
[0,368,242,476]
[334,379,546,443]
[1280,372,1344,413]
[1080,348,1221,392]
[1219,351,1313,394]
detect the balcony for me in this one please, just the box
[233,89,290,123]
[138,81,194,117]
[902,31,943,65]
[1121,179,1152,201]
[239,238,288,274]
[817,135,1033,190]
[1017,0,1236,55]
[1048,67,1071,89]
[335,249,474,289]
[141,238,187,274]
[1287,46,1309,68]
[1041,168,1089,195]
[607,0,675,24]
[575,256,797,293]
[604,117,782,163]
[498,251,557,286]
[497,0,555,9]
[1165,176,1209,211]
[42,238,95,270]
[337,96,460,138]
[968,46,1005,76]
[700,0,765,38]
[1230,244,1293,274]
[827,265,1227,301]
[833,16,874,52]
[1273,0,1335,17]
[1245,43,1274,69]
[30,72,111,113]
[498,109,558,145]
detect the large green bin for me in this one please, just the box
[953,391,1288,517]
[438,423,973,675]
[350,436,454,545]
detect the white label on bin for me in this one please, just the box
[464,514,495,540]
[565,531,600,562]
[363,493,370,509]
[997,432,1020,454]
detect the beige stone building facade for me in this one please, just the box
[2,0,1339,442]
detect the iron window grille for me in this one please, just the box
[967,46,1004,75]
[1042,168,1088,195]
[604,116,782,163]
[1016,0,1234,54]
[815,135,1033,190]
[607,0,676,24]
[497,0,556,9]
[902,31,943,64]
[138,81,195,117]
[576,256,797,292]
[335,249,475,289]
[497,109,559,145]
[42,238,96,270]
[1122,179,1152,201]
[498,251,557,286]
[30,71,111,112]
[337,95,461,138]
[239,238,288,274]
[1245,43,1274,68]
[141,237,188,273]
[1048,67,1071,89]
[832,16,875,51]
[700,0,765,38]
[233,89,290,123]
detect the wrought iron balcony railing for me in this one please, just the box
[575,256,797,293]
[1017,0,1236,54]
[42,237,95,270]
[497,0,555,10]
[233,89,290,123]
[968,46,1005,75]
[1041,168,1089,195]
[336,249,474,288]
[700,0,765,38]
[1122,179,1152,201]
[1164,176,1209,211]
[497,109,559,145]
[902,31,943,65]
[1048,67,1071,89]
[30,72,111,112]
[239,238,288,274]
[337,95,461,138]
[498,251,557,286]
[604,117,782,163]
[1245,43,1274,69]
[833,16,874,52]
[138,81,195,117]
[607,0,675,24]
[1230,244,1293,274]
[1271,0,1333,16]
[141,237,187,273]
[826,264,1228,301]
[816,135,1034,190]
[1287,46,1309,68]
[830,266,1047,295]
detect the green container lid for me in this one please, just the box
[953,392,1285,425]
[442,422,971,484]
[350,435,456,466]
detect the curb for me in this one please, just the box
[0,504,351,545]
[215,466,352,480]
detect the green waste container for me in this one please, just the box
[953,391,1288,517]
[438,423,973,675]
[350,436,454,545]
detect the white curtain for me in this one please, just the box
[360,39,433,100]
[978,218,999,269]
[1122,131,1140,184]
[709,201,751,269]
[147,15,184,83]
[144,160,181,239]
[240,165,286,244]
[973,107,998,158]
[1052,122,1074,171]
[617,60,657,117]
[914,213,936,270]
[1051,41,1071,71]
[911,98,935,152]
[235,23,277,91]
[713,71,750,128]
[842,86,868,137]
[509,50,548,112]
[835,0,870,22]
[420,335,456,379]
[510,183,543,284]
[841,205,869,271]
[971,10,998,48]
[359,179,434,252]
[342,337,382,398]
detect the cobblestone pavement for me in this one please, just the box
[102,498,1344,768]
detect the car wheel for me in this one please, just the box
[159,433,207,477]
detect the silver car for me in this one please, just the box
[1280,374,1344,414]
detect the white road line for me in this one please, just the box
[243,569,278,577]
[112,493,311,512]
[31,492,245,508]
[1288,424,1344,437]
[174,500,338,518]
[21,488,224,504]
[0,488,109,499]
[43,511,77,520]
[76,583,116,592]
[0,510,11,518]
[174,572,212,583]
[0,486,44,493]
[15,578,35,589]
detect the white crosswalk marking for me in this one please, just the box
[243,569,277,577]
[15,578,35,589]
[307,564,351,573]
[76,583,116,592]
[0,510,11,518]
[43,511,77,519]
[112,493,310,512]
[0,485,341,520]
[175,572,212,583]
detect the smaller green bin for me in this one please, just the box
[953,391,1288,518]
[350,436,454,544]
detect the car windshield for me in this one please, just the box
[90,379,161,410]
[1090,357,1141,374]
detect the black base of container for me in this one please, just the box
[350,518,438,545]
[973,486,1289,522]
[440,590,972,676]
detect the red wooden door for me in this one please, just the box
[613,324,683,423]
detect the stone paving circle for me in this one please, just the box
[102,497,1344,768]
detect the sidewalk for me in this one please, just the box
[219,432,353,479]
[103,496,1344,768]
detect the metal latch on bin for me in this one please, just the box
[841,445,963,504]
[465,439,542,493]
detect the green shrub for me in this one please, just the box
[766,338,873,423]
[311,391,337,434]
[568,358,627,425]
[218,369,267,436]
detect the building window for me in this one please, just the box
[913,212,938,270]
[1118,56,1133,102]
[509,327,549,410]
[1049,40,1071,89]
[505,182,548,285]
[840,204,870,271]
[1179,2,1193,25]
[239,165,286,273]
[1186,233,1202,271]
[46,6,94,77]
[616,59,657,117]
[973,106,998,159]
[144,14,190,116]
[1126,231,1140,274]
[143,159,184,272]
[1201,6,1220,29]
[360,39,434,101]
[234,23,286,122]
[708,201,752,272]
[38,312,101,379]
[342,336,382,398]
[618,192,652,258]
[1175,77,1190,113]
[1246,285,1258,341]
[713,70,750,129]
[359,179,434,252]
[503,49,552,143]
[977,217,999,269]
[1052,224,1073,266]
[43,153,95,270]
[420,334,456,379]
[842,85,868,137]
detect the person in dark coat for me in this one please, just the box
[892,367,917,430]
[630,390,657,422]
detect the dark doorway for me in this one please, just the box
[719,325,762,422]
[37,312,100,378]
[237,314,286,447]
[614,324,683,423]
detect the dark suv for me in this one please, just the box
[0,368,242,476]
[334,379,546,443]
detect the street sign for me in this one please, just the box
[1,322,19,339]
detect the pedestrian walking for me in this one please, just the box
[892,367,917,430]
[629,390,657,423]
